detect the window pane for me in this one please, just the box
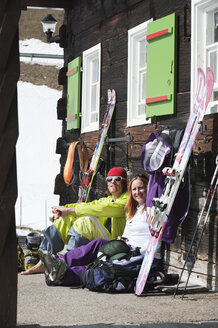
[90,112,98,123]
[138,103,145,116]
[215,11,218,42]
[92,58,99,83]
[206,11,214,46]
[207,9,218,45]
[139,39,146,69]
[139,70,146,101]
[91,84,97,112]
[209,49,218,84]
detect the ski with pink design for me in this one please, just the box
[135,67,214,296]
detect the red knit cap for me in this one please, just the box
[107,167,127,180]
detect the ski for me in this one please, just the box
[78,89,116,202]
[135,68,214,296]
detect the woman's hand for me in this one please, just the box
[51,206,75,220]
[117,236,128,242]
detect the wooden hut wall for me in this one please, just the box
[56,0,217,288]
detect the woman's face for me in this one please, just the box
[131,178,146,206]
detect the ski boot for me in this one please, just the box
[17,236,25,272]
[25,232,41,270]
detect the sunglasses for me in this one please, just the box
[106,176,125,182]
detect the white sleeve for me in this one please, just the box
[139,244,147,255]
[121,224,131,241]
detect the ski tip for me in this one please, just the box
[197,67,204,75]
[196,67,206,87]
[107,89,112,100]
[111,89,116,104]
[135,292,141,297]
[206,67,214,86]
[206,66,214,76]
[205,67,215,109]
[135,287,143,296]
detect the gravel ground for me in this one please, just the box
[17,273,218,327]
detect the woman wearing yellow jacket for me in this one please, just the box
[21,167,128,275]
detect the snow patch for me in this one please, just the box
[19,38,63,67]
[15,81,62,231]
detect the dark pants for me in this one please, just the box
[58,238,107,286]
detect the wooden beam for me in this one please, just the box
[21,0,73,10]
[0,0,20,325]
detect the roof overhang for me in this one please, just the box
[21,0,73,10]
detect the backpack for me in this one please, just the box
[96,239,132,261]
[80,260,139,293]
[80,239,172,293]
[80,259,179,294]
[80,239,138,293]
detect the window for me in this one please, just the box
[192,0,218,114]
[81,43,101,133]
[127,20,152,127]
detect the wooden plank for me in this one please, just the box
[0,153,18,255]
[101,61,127,101]
[0,95,19,198]
[0,0,20,325]
[0,210,17,327]
[0,0,8,25]
[0,0,20,67]
[21,0,73,9]
[0,36,19,137]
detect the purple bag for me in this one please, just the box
[141,130,190,244]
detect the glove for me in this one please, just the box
[146,206,166,237]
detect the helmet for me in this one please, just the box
[26,232,41,250]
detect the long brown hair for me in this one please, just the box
[125,175,148,220]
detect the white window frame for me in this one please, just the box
[81,43,101,133]
[191,0,218,114]
[127,19,152,127]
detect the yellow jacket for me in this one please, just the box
[54,192,128,245]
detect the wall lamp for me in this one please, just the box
[41,14,60,43]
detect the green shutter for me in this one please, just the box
[66,56,81,130]
[146,13,177,119]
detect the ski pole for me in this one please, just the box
[181,174,218,299]
[174,155,218,297]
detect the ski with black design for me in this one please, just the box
[78,89,116,202]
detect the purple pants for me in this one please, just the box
[58,238,107,286]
